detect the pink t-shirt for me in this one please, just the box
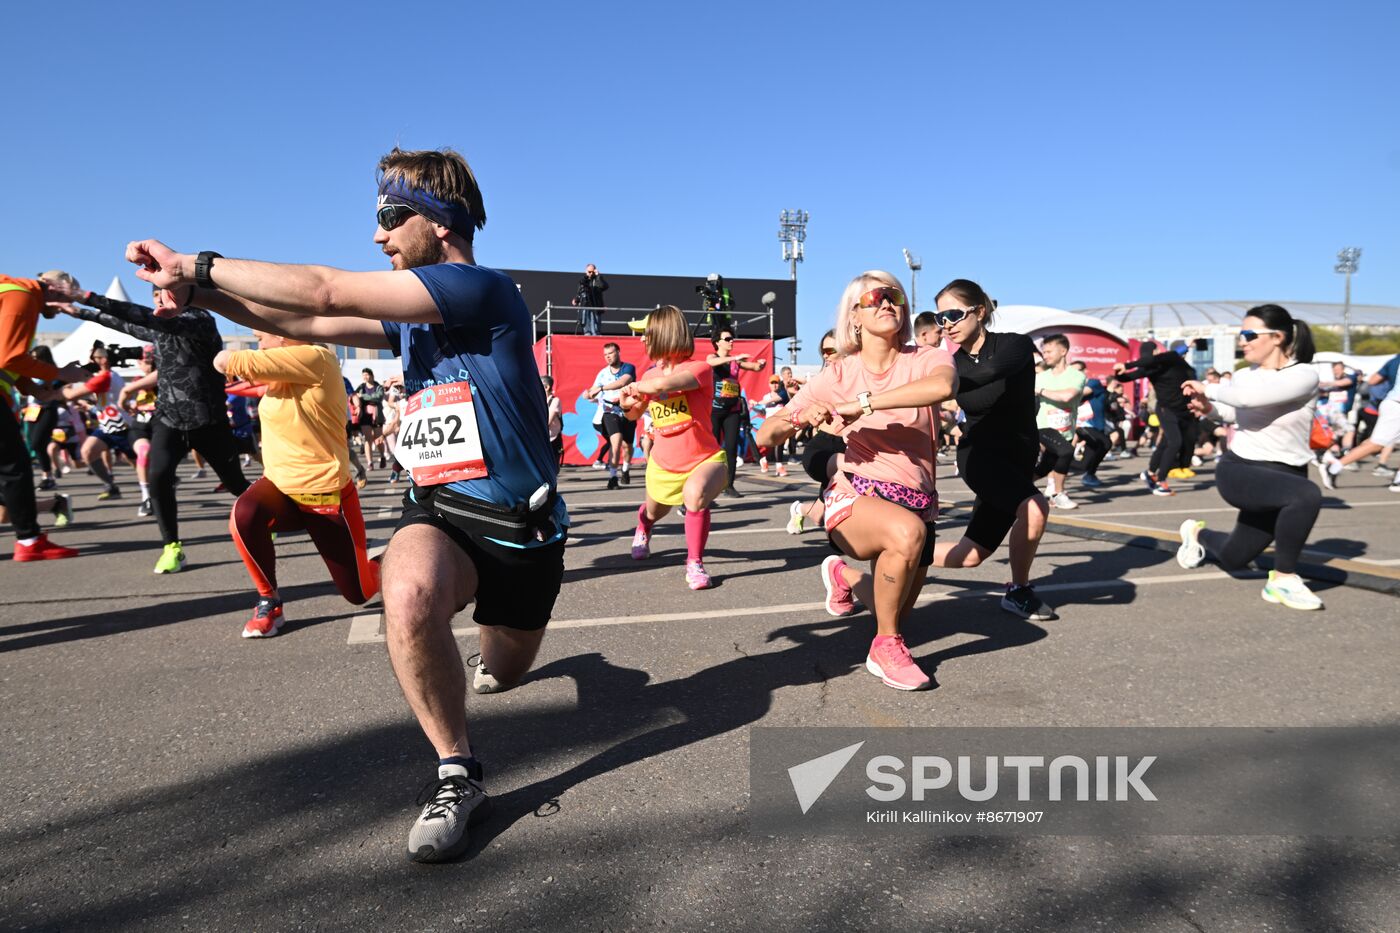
[787,344,955,498]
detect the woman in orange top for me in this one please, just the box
[216,332,380,637]
[619,305,727,590]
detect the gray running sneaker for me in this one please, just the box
[467,652,507,694]
[1001,584,1059,621]
[408,765,490,863]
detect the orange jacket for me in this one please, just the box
[0,275,60,405]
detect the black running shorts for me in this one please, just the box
[600,411,636,445]
[958,441,1040,552]
[395,492,567,631]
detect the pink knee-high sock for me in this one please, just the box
[684,508,711,563]
[636,503,657,535]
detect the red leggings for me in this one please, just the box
[230,477,380,603]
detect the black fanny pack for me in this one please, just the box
[416,484,560,546]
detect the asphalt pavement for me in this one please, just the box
[2,453,1397,932]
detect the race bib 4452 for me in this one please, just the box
[394,382,489,486]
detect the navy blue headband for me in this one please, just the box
[377,176,477,239]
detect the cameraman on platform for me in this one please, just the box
[572,263,608,336]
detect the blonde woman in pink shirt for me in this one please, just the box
[756,271,957,691]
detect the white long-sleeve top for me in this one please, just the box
[1204,363,1319,466]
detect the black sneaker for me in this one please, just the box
[408,764,490,863]
[606,474,620,490]
[137,499,154,518]
[37,477,57,491]
[97,485,122,501]
[1001,584,1059,621]
[620,470,631,485]
[721,486,743,499]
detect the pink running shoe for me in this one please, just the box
[821,555,857,617]
[865,634,930,691]
[685,560,712,590]
[631,527,650,560]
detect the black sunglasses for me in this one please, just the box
[377,204,419,232]
[932,306,978,328]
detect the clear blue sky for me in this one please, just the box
[7,1,1397,356]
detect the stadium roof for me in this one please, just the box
[1071,300,1400,332]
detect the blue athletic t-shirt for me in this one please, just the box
[1373,355,1400,404]
[1083,379,1108,431]
[382,263,568,544]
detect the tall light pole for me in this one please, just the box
[902,248,922,312]
[1335,247,1362,355]
[778,209,809,361]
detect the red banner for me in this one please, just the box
[534,335,776,465]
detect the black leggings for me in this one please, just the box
[1077,426,1112,476]
[1198,452,1321,575]
[711,408,743,487]
[1,406,40,539]
[27,403,59,475]
[1035,428,1075,477]
[1149,407,1198,481]
[149,420,251,545]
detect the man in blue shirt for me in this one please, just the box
[127,146,568,863]
[584,342,637,489]
[1322,353,1400,489]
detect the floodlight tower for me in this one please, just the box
[778,209,809,281]
[902,248,922,312]
[779,209,809,363]
[1335,247,1362,354]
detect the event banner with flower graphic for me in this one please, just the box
[534,336,776,465]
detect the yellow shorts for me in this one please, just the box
[645,450,727,507]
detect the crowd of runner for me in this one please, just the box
[4,145,1397,863]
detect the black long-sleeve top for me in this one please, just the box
[1115,347,1196,414]
[67,294,227,430]
[953,331,1038,450]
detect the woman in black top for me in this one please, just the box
[705,326,766,498]
[926,279,1057,621]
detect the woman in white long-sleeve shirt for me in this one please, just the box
[1175,304,1326,611]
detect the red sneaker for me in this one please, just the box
[865,634,930,691]
[821,555,857,617]
[13,535,78,562]
[242,598,285,638]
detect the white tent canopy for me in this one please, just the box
[47,277,144,369]
[991,305,1131,343]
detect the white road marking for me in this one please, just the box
[1074,500,1400,519]
[346,570,1236,645]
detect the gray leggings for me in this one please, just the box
[1198,452,1321,575]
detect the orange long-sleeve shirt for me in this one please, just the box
[0,275,60,408]
[223,344,351,495]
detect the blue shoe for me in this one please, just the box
[1081,474,1104,489]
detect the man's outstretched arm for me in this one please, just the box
[127,239,441,325]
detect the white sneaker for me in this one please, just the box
[1261,571,1323,611]
[590,461,606,470]
[1051,491,1077,510]
[1191,455,1203,467]
[1371,464,1395,477]
[1314,457,1337,490]
[786,500,806,535]
[1176,519,1206,569]
[1388,483,1400,495]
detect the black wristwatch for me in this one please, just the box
[194,251,223,289]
